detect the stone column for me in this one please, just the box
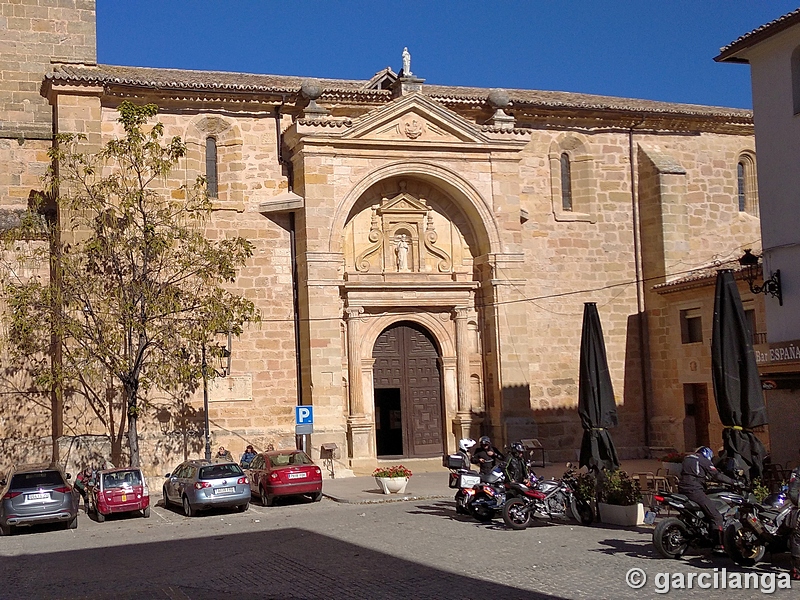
[345,307,372,469]
[453,307,476,442]
[454,307,471,413]
[345,307,365,417]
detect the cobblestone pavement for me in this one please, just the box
[0,496,795,599]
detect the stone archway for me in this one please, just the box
[372,321,443,458]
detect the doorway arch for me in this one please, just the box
[372,321,444,458]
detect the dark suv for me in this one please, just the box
[0,464,78,535]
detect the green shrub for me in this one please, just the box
[598,470,642,506]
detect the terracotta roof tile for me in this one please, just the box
[47,64,751,120]
[716,8,800,62]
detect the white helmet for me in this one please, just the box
[459,438,476,453]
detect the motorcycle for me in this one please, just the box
[444,451,482,515]
[467,466,508,522]
[724,484,792,567]
[650,484,748,559]
[502,463,594,530]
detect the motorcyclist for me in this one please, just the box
[471,436,505,477]
[678,446,739,555]
[503,441,533,486]
[786,460,800,580]
[457,438,476,469]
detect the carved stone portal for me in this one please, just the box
[354,181,452,274]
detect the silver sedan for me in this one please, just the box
[162,460,250,517]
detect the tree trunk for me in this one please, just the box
[123,379,140,467]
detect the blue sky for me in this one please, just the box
[97,1,799,109]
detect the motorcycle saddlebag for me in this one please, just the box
[458,472,482,489]
[444,454,467,470]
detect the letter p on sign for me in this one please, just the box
[296,405,313,425]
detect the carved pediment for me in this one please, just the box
[380,192,429,214]
[341,93,489,144]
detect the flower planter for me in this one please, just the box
[598,502,645,527]
[661,462,682,477]
[375,476,409,495]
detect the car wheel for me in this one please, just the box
[265,493,275,507]
[95,510,105,523]
[142,506,151,518]
[182,496,195,517]
[237,502,249,513]
[162,486,171,508]
[310,492,322,502]
[67,515,78,529]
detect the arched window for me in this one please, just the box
[560,153,573,211]
[205,137,218,198]
[737,161,746,212]
[792,46,800,114]
[737,153,758,216]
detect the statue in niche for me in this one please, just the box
[402,47,412,77]
[395,234,409,272]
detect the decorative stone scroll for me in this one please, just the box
[354,182,452,274]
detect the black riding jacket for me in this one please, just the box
[471,446,505,476]
[678,453,735,494]
[503,455,530,484]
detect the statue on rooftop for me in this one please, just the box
[402,47,412,77]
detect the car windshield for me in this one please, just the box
[103,470,142,489]
[271,452,312,467]
[198,464,243,480]
[10,471,64,490]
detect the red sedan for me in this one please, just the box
[248,450,322,506]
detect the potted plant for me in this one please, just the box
[597,470,644,527]
[373,465,413,494]
[660,452,686,477]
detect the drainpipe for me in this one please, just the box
[629,122,652,450]
[275,99,305,453]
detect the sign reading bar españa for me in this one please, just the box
[753,340,800,366]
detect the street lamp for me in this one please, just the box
[739,249,783,306]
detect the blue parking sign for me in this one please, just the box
[295,405,314,425]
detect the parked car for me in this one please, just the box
[248,450,323,506]
[0,464,78,535]
[162,460,250,517]
[89,467,150,522]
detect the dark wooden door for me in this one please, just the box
[373,322,443,457]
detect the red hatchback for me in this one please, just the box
[248,450,322,506]
[89,468,150,521]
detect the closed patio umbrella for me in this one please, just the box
[711,269,768,479]
[578,302,620,472]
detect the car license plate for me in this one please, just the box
[122,494,127,501]
[215,487,235,494]
[27,493,49,501]
[287,472,307,479]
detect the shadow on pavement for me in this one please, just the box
[3,527,573,600]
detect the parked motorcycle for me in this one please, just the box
[650,484,748,559]
[724,484,792,566]
[444,449,482,515]
[502,463,593,530]
[468,466,508,522]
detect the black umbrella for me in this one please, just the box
[711,269,768,479]
[578,302,620,472]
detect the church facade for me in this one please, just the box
[0,1,765,475]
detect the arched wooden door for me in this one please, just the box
[372,322,443,457]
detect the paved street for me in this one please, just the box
[0,493,795,599]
